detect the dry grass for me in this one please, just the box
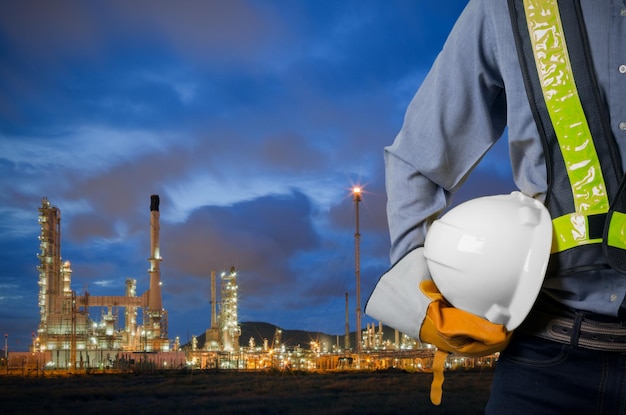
[0,369,493,414]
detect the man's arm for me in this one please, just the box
[385,0,508,264]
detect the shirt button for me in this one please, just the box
[611,293,619,302]
[621,122,626,131]
[620,65,626,74]
[622,9,626,16]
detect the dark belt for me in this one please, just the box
[520,309,626,352]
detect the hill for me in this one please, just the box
[184,321,401,350]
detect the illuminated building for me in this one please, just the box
[33,195,182,369]
[219,267,241,351]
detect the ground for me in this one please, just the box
[0,369,493,414]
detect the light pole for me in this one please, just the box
[352,186,362,368]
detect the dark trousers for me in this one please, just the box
[486,333,626,415]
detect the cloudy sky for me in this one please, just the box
[0,0,516,351]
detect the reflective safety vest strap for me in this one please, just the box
[607,211,626,250]
[510,0,625,265]
[522,0,609,246]
[552,212,605,253]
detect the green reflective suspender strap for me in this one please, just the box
[523,0,609,251]
[508,0,626,273]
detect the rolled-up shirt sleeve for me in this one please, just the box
[386,0,508,264]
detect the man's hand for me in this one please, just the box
[419,280,512,357]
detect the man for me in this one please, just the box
[365,0,626,413]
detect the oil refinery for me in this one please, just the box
[1,196,497,374]
[31,195,184,370]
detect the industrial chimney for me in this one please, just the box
[148,194,163,312]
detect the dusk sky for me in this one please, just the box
[0,0,516,351]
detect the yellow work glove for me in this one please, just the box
[419,280,512,356]
[365,248,513,405]
[419,279,512,405]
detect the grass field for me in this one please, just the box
[0,369,494,414]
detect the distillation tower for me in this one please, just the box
[37,198,88,355]
[219,267,241,351]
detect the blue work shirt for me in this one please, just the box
[386,0,626,316]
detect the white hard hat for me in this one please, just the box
[423,191,552,331]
